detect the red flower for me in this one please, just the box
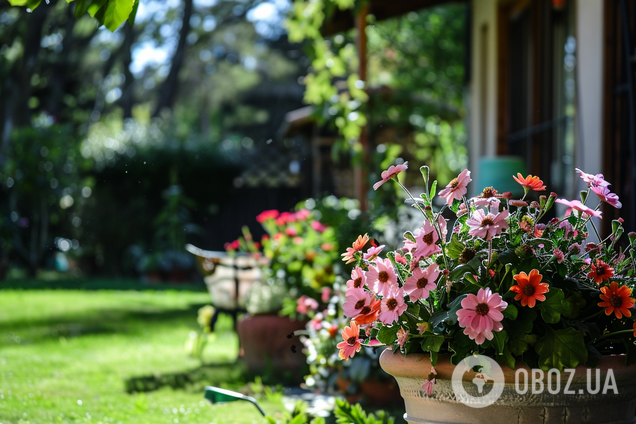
[588,259,614,285]
[598,282,635,319]
[510,269,550,308]
[256,209,279,223]
[513,173,546,192]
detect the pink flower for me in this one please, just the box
[286,227,298,236]
[456,288,507,345]
[556,198,602,218]
[422,379,435,396]
[591,186,622,209]
[466,209,509,241]
[363,245,385,261]
[396,327,409,349]
[394,253,407,265]
[438,169,472,205]
[343,288,375,318]
[321,287,331,303]
[379,286,407,324]
[413,220,442,258]
[404,264,439,301]
[256,209,279,223]
[366,258,398,296]
[295,209,311,220]
[373,162,408,190]
[311,221,328,232]
[575,168,611,188]
[337,321,362,360]
[296,295,319,314]
[553,248,565,264]
[275,212,293,225]
[346,267,367,289]
[559,221,578,238]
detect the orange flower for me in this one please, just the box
[336,321,362,360]
[587,259,615,285]
[510,269,550,308]
[513,173,546,192]
[341,233,370,264]
[598,282,635,319]
[352,299,381,325]
[633,322,636,338]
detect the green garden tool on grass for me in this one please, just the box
[204,386,266,416]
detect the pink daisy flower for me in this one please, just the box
[403,263,439,301]
[342,288,375,318]
[336,321,362,360]
[575,168,611,188]
[373,162,408,190]
[413,220,442,259]
[366,258,398,296]
[346,267,367,289]
[363,245,385,261]
[555,198,602,218]
[591,185,622,209]
[422,378,435,396]
[296,295,319,314]
[466,209,509,241]
[456,288,507,345]
[379,286,407,324]
[438,169,472,205]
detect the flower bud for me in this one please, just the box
[629,232,636,246]
[501,192,513,200]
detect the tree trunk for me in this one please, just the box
[153,0,193,117]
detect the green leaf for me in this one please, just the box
[499,346,516,369]
[377,325,399,345]
[563,292,586,319]
[491,330,507,355]
[508,337,528,356]
[9,0,41,8]
[419,165,430,192]
[497,249,520,267]
[403,231,416,243]
[446,233,464,259]
[103,0,134,31]
[537,287,568,324]
[430,294,467,327]
[502,303,518,320]
[87,0,107,17]
[534,327,588,371]
[127,0,138,24]
[429,180,437,202]
[74,0,91,18]
[420,335,444,353]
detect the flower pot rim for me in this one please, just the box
[379,348,634,382]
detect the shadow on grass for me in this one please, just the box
[0,278,207,292]
[0,302,224,346]
[124,361,248,394]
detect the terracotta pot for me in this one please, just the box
[237,314,307,380]
[380,348,636,424]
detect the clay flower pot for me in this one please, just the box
[380,348,636,424]
[237,314,307,381]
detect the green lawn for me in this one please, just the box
[0,288,288,424]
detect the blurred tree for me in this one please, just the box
[0,0,308,276]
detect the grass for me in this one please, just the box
[0,288,289,424]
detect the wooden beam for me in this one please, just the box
[355,4,369,212]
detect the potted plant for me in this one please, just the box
[227,207,340,380]
[335,161,636,423]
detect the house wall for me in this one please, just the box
[468,0,604,196]
[469,0,499,195]
[575,0,604,191]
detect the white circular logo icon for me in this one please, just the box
[451,354,505,408]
